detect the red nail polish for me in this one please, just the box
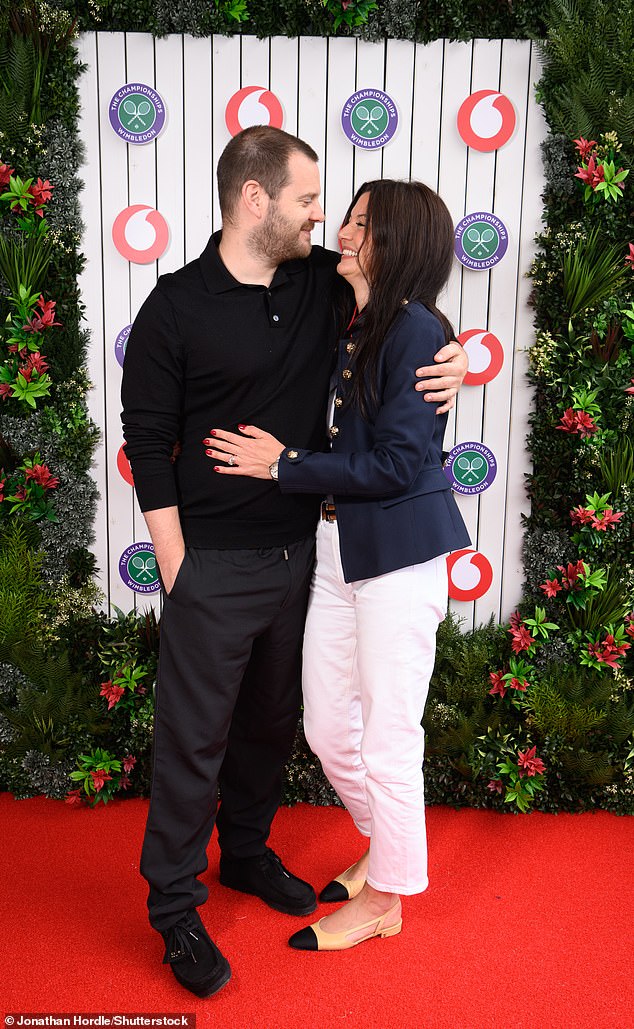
[238,424,246,431]
[205,449,213,456]
[210,429,217,436]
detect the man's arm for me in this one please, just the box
[416,341,468,414]
[144,506,185,596]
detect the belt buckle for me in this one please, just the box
[321,501,336,522]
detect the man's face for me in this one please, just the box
[251,152,325,264]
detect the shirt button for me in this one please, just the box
[273,315,280,322]
[346,342,356,354]
[342,368,352,380]
[329,425,339,438]
[334,397,343,408]
[287,449,299,459]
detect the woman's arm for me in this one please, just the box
[205,306,448,500]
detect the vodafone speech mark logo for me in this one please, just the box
[457,90,516,152]
[112,205,170,264]
[447,549,494,602]
[225,87,284,136]
[457,328,504,386]
[117,444,134,487]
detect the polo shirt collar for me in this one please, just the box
[199,230,305,295]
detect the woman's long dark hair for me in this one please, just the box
[339,179,455,417]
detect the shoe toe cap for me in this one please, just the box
[319,879,350,903]
[288,926,319,951]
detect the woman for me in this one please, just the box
[204,179,470,951]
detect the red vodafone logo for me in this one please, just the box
[447,549,493,602]
[225,86,284,136]
[117,443,134,486]
[457,329,504,386]
[457,90,516,152]
[112,204,169,263]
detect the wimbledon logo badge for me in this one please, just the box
[225,86,284,136]
[114,324,132,369]
[444,441,497,496]
[109,83,166,144]
[341,89,398,150]
[454,212,508,271]
[119,542,160,594]
[457,90,516,152]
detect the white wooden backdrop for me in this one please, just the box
[76,32,546,629]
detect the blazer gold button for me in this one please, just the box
[329,425,339,438]
[346,342,356,354]
[334,397,343,408]
[342,368,352,380]
[287,449,299,459]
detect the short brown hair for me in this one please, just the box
[217,126,318,222]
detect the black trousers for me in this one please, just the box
[140,535,316,933]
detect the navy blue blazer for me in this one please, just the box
[278,302,471,582]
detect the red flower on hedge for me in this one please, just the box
[573,137,597,161]
[23,296,61,334]
[22,352,49,378]
[540,578,562,598]
[517,745,546,778]
[557,561,586,590]
[28,177,53,212]
[123,755,137,773]
[25,463,59,490]
[570,505,594,525]
[508,677,528,692]
[65,788,83,807]
[0,383,13,402]
[556,408,598,437]
[626,379,634,395]
[0,162,14,190]
[625,243,634,268]
[489,670,507,698]
[487,779,504,794]
[592,508,623,531]
[510,624,536,654]
[100,680,125,710]
[90,769,112,792]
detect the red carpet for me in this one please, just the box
[1,795,633,1028]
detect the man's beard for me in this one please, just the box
[249,203,313,264]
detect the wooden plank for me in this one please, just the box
[411,40,444,191]
[297,37,328,247]
[323,38,356,252]
[382,39,415,181]
[76,32,108,607]
[183,35,213,263]
[271,36,299,136]
[94,31,136,613]
[474,39,532,626]
[353,39,384,190]
[500,41,548,619]
[211,34,241,230]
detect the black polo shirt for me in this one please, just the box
[121,232,340,548]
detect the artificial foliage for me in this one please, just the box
[1,0,633,815]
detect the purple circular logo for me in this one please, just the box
[341,89,398,149]
[109,83,166,144]
[114,324,132,368]
[444,441,497,496]
[454,212,508,270]
[118,542,160,594]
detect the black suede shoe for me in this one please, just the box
[219,848,317,916]
[161,910,231,998]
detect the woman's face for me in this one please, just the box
[337,192,371,301]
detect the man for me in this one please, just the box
[121,126,467,998]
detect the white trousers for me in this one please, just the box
[302,519,448,895]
